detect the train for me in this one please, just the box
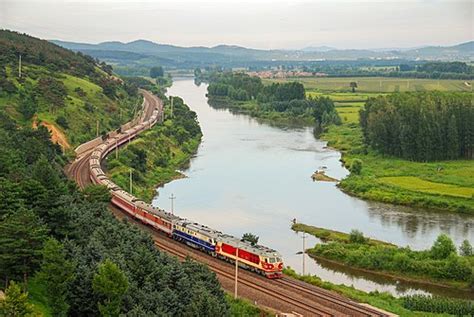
[88,95,284,278]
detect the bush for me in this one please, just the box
[349,229,367,244]
[459,240,473,256]
[350,159,363,175]
[431,234,456,259]
[55,116,69,129]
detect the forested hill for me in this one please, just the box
[0,30,142,149]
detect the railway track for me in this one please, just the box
[68,90,391,317]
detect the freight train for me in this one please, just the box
[88,95,284,278]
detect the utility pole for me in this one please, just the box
[234,243,239,299]
[96,120,99,137]
[302,232,306,275]
[169,193,176,214]
[170,96,174,118]
[115,139,118,159]
[129,169,133,194]
[18,54,22,78]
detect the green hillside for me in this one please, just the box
[0,30,140,151]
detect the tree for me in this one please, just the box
[83,185,111,203]
[37,238,75,317]
[349,229,367,244]
[194,68,202,78]
[459,240,473,256]
[0,209,48,284]
[92,259,129,317]
[431,234,456,259]
[350,81,358,93]
[0,281,36,317]
[350,159,363,175]
[150,66,164,78]
[241,233,259,246]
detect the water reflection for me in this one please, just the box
[153,78,474,298]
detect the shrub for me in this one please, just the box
[431,234,456,259]
[459,239,473,256]
[349,229,367,244]
[350,159,363,175]
[55,115,69,129]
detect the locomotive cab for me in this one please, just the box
[261,255,283,278]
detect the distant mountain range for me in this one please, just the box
[51,39,473,69]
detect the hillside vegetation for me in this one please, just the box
[0,30,141,150]
[106,96,202,202]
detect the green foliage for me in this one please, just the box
[37,238,75,317]
[55,116,68,129]
[459,240,473,257]
[241,233,259,246]
[0,281,36,317]
[82,184,111,203]
[149,66,164,78]
[93,259,128,317]
[36,77,68,111]
[309,232,473,287]
[0,209,48,284]
[348,229,367,244]
[108,96,202,201]
[402,294,474,315]
[430,234,457,260]
[360,92,473,161]
[350,158,363,175]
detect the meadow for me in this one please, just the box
[265,77,474,213]
[264,77,472,93]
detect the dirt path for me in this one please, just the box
[32,116,71,150]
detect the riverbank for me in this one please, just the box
[283,267,474,317]
[106,96,202,202]
[292,223,474,293]
[207,96,315,127]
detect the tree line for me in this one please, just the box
[207,72,341,129]
[360,92,474,161]
[0,113,228,316]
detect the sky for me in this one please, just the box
[1,0,473,50]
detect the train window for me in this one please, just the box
[277,257,282,262]
[269,258,276,263]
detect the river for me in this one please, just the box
[153,78,474,299]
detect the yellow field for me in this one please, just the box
[379,176,474,199]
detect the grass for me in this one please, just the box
[283,267,450,317]
[1,64,139,148]
[264,77,474,213]
[265,77,472,93]
[226,294,272,316]
[379,176,474,199]
[292,223,395,246]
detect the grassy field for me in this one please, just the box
[286,79,474,213]
[264,77,472,93]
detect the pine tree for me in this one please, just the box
[0,209,48,284]
[0,281,36,317]
[37,238,75,317]
[92,259,129,317]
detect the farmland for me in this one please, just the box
[264,77,472,93]
[265,77,474,213]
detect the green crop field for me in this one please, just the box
[265,77,472,93]
[379,176,474,199]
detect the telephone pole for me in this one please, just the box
[169,193,176,214]
[96,120,99,137]
[18,54,22,78]
[302,232,306,275]
[170,96,174,118]
[115,139,118,159]
[234,243,239,299]
[129,169,133,194]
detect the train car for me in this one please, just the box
[133,201,179,236]
[215,234,283,279]
[172,220,220,254]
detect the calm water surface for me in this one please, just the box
[153,79,474,298]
